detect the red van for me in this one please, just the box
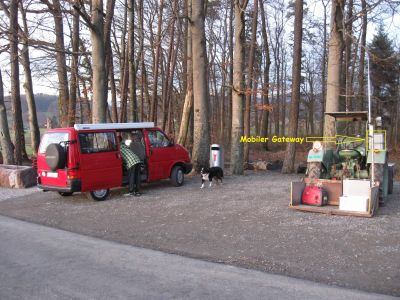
[37,122,192,201]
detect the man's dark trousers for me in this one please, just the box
[128,163,141,193]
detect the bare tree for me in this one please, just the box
[357,0,367,114]
[282,0,303,173]
[128,0,138,122]
[177,0,193,146]
[9,0,25,164]
[41,0,70,127]
[150,0,164,124]
[19,2,40,156]
[91,0,107,123]
[344,0,354,111]
[320,0,329,134]
[191,0,210,172]
[259,0,271,150]
[0,69,15,165]
[230,0,249,175]
[244,0,258,163]
[324,0,344,140]
[68,4,80,126]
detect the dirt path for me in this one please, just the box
[0,171,399,296]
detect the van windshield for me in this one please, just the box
[39,132,69,154]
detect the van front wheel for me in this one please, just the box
[171,166,184,187]
[87,189,110,201]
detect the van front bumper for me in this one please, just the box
[37,178,82,193]
[184,163,193,174]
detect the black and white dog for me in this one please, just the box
[200,167,224,188]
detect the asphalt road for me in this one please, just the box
[0,215,395,300]
[0,172,399,296]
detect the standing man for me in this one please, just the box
[118,136,142,196]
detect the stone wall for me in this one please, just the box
[0,165,37,188]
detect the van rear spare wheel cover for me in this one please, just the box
[45,143,66,171]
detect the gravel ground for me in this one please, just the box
[0,186,39,202]
[0,171,399,296]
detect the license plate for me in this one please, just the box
[47,172,58,178]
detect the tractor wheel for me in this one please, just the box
[374,164,386,206]
[307,162,321,181]
[388,166,394,195]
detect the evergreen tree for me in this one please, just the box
[369,26,399,117]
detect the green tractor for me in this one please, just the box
[306,111,393,205]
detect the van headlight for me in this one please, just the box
[312,141,323,152]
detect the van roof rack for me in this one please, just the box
[74,122,155,131]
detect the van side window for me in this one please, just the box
[148,131,170,148]
[79,132,117,154]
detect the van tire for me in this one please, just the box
[87,189,110,201]
[45,143,66,171]
[171,166,184,187]
[58,192,73,197]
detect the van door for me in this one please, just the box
[145,129,175,181]
[78,131,122,191]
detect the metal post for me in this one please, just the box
[367,53,374,187]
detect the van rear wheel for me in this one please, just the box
[87,189,110,201]
[171,166,184,186]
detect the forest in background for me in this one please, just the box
[0,0,399,173]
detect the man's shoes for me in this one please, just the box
[123,193,134,197]
[133,192,141,196]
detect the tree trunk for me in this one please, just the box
[110,58,118,122]
[19,3,40,156]
[91,0,107,123]
[0,70,15,165]
[324,0,344,142]
[50,0,70,127]
[230,0,248,175]
[119,54,129,122]
[282,0,303,174]
[191,0,210,172]
[128,0,138,122]
[259,0,271,150]
[357,0,367,114]
[281,56,287,135]
[150,0,164,125]
[162,0,178,130]
[226,0,234,147]
[320,0,328,135]
[219,3,228,144]
[344,0,353,111]
[177,0,193,146]
[9,0,24,164]
[68,6,80,126]
[243,0,258,163]
[166,29,181,134]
